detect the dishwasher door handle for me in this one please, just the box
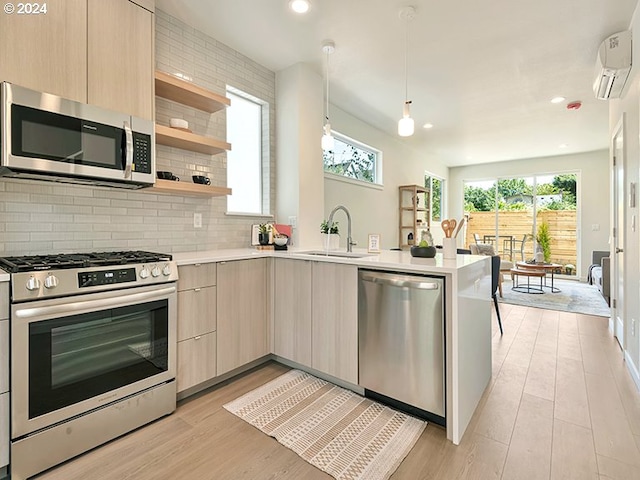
[360,272,440,290]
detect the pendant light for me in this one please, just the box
[398,6,416,137]
[321,40,335,151]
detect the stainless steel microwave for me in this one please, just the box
[1,82,155,188]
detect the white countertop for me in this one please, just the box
[0,272,9,282]
[172,247,487,274]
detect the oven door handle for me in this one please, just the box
[14,285,176,320]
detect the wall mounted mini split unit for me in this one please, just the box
[593,30,632,100]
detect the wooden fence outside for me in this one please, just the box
[464,210,577,273]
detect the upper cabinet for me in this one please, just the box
[0,0,88,102]
[88,0,154,120]
[0,0,154,120]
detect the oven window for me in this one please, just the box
[28,299,168,419]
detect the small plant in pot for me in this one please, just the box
[320,220,339,250]
[258,223,270,245]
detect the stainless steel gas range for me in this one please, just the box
[0,251,178,480]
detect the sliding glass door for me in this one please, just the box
[464,173,578,276]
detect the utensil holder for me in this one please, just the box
[443,237,457,259]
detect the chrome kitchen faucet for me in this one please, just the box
[327,205,357,252]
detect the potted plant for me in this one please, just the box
[536,221,551,263]
[258,223,270,245]
[320,220,339,250]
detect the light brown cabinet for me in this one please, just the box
[88,0,154,120]
[0,0,87,102]
[273,259,312,366]
[0,0,153,119]
[216,259,269,376]
[311,262,358,384]
[176,263,217,393]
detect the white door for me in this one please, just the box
[612,116,625,347]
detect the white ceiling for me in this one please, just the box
[156,0,638,167]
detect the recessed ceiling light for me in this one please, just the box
[289,0,310,13]
[423,123,434,129]
[559,143,568,149]
[551,96,565,104]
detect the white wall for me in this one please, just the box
[609,4,640,388]
[324,106,448,250]
[448,150,610,279]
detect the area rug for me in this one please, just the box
[500,278,610,317]
[223,369,426,480]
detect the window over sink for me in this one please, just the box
[323,131,382,186]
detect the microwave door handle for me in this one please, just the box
[123,120,134,178]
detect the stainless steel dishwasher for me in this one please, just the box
[358,270,445,424]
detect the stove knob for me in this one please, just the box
[26,276,41,291]
[162,264,172,276]
[151,265,161,277]
[139,267,150,279]
[44,274,59,289]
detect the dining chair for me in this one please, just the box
[511,234,533,261]
[473,233,482,244]
[491,255,503,335]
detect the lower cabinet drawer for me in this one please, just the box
[0,392,8,468]
[177,332,217,393]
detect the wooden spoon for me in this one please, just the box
[441,219,452,238]
[447,219,457,237]
[454,217,465,238]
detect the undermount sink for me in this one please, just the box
[298,250,372,259]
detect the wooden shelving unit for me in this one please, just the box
[155,124,231,155]
[399,184,431,249]
[151,70,232,197]
[154,71,230,112]
[146,179,231,197]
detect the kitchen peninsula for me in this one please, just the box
[172,248,492,445]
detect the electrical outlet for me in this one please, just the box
[288,216,297,228]
[591,224,600,231]
[193,213,202,228]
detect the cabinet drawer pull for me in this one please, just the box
[194,288,201,292]
[194,335,201,340]
[194,263,202,267]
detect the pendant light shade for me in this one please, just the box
[321,40,335,151]
[398,101,415,137]
[398,6,416,137]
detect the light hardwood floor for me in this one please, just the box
[36,304,640,480]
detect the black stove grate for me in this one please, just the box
[0,251,173,273]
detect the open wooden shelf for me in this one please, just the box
[155,124,231,155]
[155,71,230,113]
[146,179,231,197]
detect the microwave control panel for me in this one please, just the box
[132,133,152,174]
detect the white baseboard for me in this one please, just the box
[624,350,640,391]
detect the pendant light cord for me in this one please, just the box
[325,48,330,123]
[404,14,409,104]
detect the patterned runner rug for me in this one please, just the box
[223,369,426,480]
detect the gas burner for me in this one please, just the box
[0,251,173,273]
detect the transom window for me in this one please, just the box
[323,132,382,185]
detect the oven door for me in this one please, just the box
[11,283,176,439]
